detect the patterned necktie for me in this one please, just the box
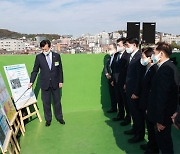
[46,53,52,70]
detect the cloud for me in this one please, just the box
[0,0,180,36]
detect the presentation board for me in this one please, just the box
[4,64,37,110]
[0,107,11,152]
[0,73,17,125]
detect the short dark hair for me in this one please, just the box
[142,47,154,57]
[40,39,51,48]
[117,37,126,44]
[156,42,172,57]
[125,38,139,47]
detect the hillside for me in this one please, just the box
[0,29,60,40]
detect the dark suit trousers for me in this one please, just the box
[155,124,174,154]
[108,80,117,111]
[126,91,145,137]
[41,85,63,122]
[146,117,159,151]
[114,83,130,118]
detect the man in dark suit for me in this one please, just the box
[124,38,146,143]
[28,40,65,127]
[147,42,179,154]
[104,43,118,113]
[111,38,131,123]
[138,48,158,152]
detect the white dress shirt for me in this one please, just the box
[129,49,139,62]
[43,50,52,64]
[157,58,170,68]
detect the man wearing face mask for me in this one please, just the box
[147,42,179,154]
[111,38,131,124]
[104,43,118,113]
[139,47,158,153]
[123,38,146,143]
[28,40,65,127]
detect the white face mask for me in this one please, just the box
[117,46,124,52]
[151,52,161,64]
[126,46,134,54]
[140,57,150,66]
[43,51,50,56]
[109,50,115,55]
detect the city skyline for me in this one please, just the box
[0,0,180,36]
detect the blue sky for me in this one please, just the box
[0,0,180,36]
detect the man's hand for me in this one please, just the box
[171,112,178,123]
[145,110,147,114]
[123,85,126,91]
[28,83,33,89]
[171,112,179,129]
[157,123,165,132]
[59,83,63,88]
[105,73,111,79]
[131,94,139,99]
[111,81,114,86]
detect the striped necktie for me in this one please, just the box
[46,53,52,70]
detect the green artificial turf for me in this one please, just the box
[0,54,180,154]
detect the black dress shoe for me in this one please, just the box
[140,144,148,151]
[124,129,135,135]
[120,119,131,126]
[128,135,144,143]
[112,117,124,121]
[45,121,51,127]
[107,109,117,113]
[58,119,65,125]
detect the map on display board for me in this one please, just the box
[4,64,37,110]
[0,107,11,152]
[0,73,17,125]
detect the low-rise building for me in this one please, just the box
[0,38,25,51]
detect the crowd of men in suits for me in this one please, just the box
[104,37,180,154]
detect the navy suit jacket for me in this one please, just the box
[104,53,118,82]
[112,51,130,87]
[104,54,111,75]
[30,52,63,90]
[126,50,146,96]
[139,64,158,111]
[147,60,179,125]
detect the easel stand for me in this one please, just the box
[1,130,19,154]
[18,102,42,132]
[11,113,24,136]
[9,112,24,153]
